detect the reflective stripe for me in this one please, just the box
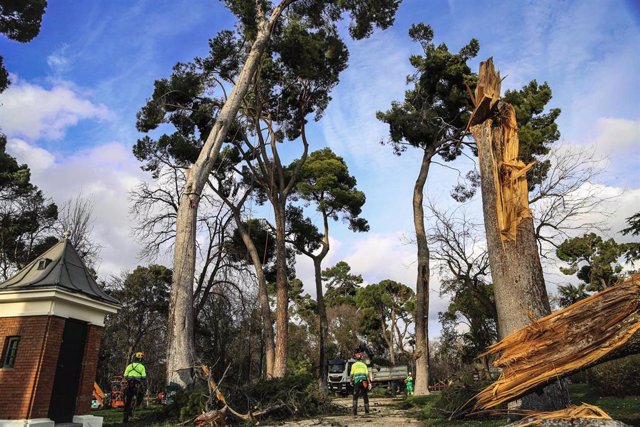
[350,361,369,383]
[124,362,147,378]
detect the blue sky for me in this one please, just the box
[1,0,639,336]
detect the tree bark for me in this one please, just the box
[233,210,275,378]
[165,1,292,387]
[413,146,435,396]
[166,189,197,387]
[293,211,331,385]
[273,200,289,378]
[475,119,550,336]
[264,122,309,378]
[389,310,397,365]
[314,257,329,387]
[469,58,569,411]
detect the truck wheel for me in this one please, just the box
[390,383,397,397]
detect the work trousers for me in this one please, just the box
[352,381,369,415]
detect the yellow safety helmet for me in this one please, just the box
[134,351,144,361]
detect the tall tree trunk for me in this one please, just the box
[314,257,329,387]
[167,193,197,387]
[234,212,275,378]
[413,147,434,396]
[469,58,569,411]
[165,2,291,387]
[273,201,289,377]
[389,311,397,365]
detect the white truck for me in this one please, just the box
[327,358,409,396]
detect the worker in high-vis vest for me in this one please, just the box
[405,372,414,396]
[349,351,372,416]
[123,352,147,422]
[124,351,147,379]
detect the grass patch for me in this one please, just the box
[403,393,503,427]
[92,384,640,426]
[403,385,640,426]
[568,383,640,426]
[93,404,174,426]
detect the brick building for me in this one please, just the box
[0,237,119,427]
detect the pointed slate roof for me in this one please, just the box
[0,238,119,305]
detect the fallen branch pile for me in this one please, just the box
[188,364,286,427]
[514,404,612,427]
[182,365,334,426]
[471,273,640,411]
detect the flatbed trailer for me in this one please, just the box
[327,359,408,396]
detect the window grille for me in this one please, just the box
[1,336,20,368]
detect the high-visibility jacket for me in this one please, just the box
[124,362,147,378]
[350,361,369,384]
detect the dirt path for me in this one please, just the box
[265,397,424,426]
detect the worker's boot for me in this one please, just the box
[353,400,358,416]
[364,403,370,414]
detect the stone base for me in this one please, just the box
[0,419,54,427]
[71,416,102,427]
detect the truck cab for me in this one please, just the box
[327,358,355,395]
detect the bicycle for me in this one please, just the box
[122,378,141,423]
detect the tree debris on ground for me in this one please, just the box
[469,274,640,413]
[180,364,335,426]
[511,404,614,426]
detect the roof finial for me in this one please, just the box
[63,230,71,240]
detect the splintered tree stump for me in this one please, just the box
[471,274,640,413]
[468,57,568,411]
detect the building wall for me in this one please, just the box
[0,315,106,420]
[0,316,64,419]
[75,324,103,415]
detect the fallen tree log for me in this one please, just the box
[471,273,640,412]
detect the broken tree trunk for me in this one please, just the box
[468,58,568,411]
[472,273,640,412]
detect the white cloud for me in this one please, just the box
[47,44,73,75]
[593,117,640,156]
[343,232,415,285]
[6,139,148,278]
[0,77,113,141]
[340,232,451,328]
[6,138,55,173]
[320,31,414,169]
[528,118,639,185]
[295,237,344,297]
[294,230,453,338]
[577,117,640,189]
